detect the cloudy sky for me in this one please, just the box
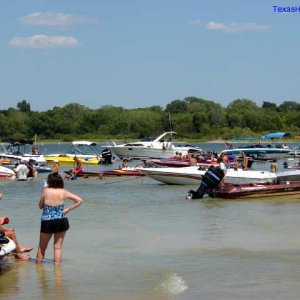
[0,0,299,111]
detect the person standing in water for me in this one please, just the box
[36,173,83,264]
[270,159,278,173]
[52,160,60,173]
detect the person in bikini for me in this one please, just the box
[36,172,83,264]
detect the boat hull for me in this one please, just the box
[213,182,300,199]
[138,167,205,185]
[138,167,277,185]
[0,166,16,179]
[45,155,101,165]
[223,148,290,159]
[0,238,16,260]
[64,168,143,178]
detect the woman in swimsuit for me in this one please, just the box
[36,173,83,264]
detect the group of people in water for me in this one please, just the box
[0,148,281,264]
[13,160,39,181]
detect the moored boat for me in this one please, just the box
[0,166,16,179]
[222,132,291,159]
[106,131,202,159]
[0,140,46,166]
[0,237,16,260]
[64,167,144,178]
[138,166,277,185]
[137,166,205,185]
[213,181,300,199]
[44,141,103,165]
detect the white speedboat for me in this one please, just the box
[0,166,16,179]
[138,166,278,185]
[222,144,291,159]
[222,132,291,159]
[277,169,300,182]
[0,141,46,165]
[137,166,206,185]
[106,132,202,159]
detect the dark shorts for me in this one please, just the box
[40,218,69,234]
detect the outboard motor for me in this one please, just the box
[101,148,113,164]
[186,165,225,199]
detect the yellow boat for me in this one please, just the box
[44,155,101,165]
[44,141,102,165]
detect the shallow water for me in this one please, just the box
[1,143,300,299]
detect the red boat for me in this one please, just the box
[213,181,300,199]
[64,168,144,178]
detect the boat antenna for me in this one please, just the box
[168,112,173,132]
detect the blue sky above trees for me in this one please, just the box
[0,0,299,111]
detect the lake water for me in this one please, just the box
[1,143,300,299]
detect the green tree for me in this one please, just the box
[166,100,188,113]
[17,100,31,112]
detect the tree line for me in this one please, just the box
[0,97,299,142]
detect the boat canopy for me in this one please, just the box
[72,141,97,146]
[260,132,290,140]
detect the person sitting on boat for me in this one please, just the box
[270,159,278,173]
[241,152,249,170]
[122,158,129,168]
[217,156,227,186]
[174,152,181,160]
[233,157,239,171]
[190,154,197,166]
[220,152,230,169]
[14,160,29,181]
[0,216,32,260]
[31,146,40,155]
[71,157,83,179]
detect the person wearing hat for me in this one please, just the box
[52,160,60,173]
[14,160,29,181]
[0,214,32,260]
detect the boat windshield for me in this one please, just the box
[66,143,101,155]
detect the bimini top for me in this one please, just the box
[260,132,290,140]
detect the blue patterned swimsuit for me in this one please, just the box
[41,204,66,221]
[40,204,69,233]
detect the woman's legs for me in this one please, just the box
[36,232,53,263]
[53,231,67,264]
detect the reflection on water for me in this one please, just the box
[36,263,68,299]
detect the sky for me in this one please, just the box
[0,0,299,111]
